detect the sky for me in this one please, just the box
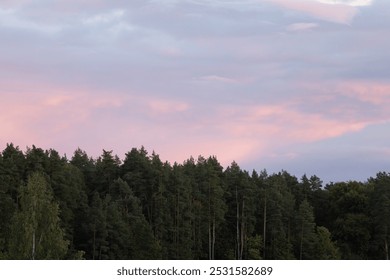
[1,0,390,183]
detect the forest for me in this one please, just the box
[0,143,389,260]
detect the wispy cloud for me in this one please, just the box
[287,22,319,31]
[82,9,126,25]
[317,0,373,6]
[196,75,241,84]
[266,0,360,24]
[338,80,390,106]
[0,7,63,34]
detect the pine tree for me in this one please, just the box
[368,172,390,259]
[224,162,256,259]
[327,181,371,259]
[263,173,295,259]
[296,199,317,259]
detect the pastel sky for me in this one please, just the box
[1,0,390,183]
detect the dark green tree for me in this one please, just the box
[368,172,390,259]
[296,199,317,259]
[25,145,50,175]
[70,148,96,195]
[315,226,340,259]
[149,153,171,258]
[327,181,372,259]
[194,156,227,259]
[166,163,193,259]
[1,143,26,200]
[49,163,88,259]
[262,172,295,259]
[107,178,161,259]
[87,192,109,260]
[95,150,121,195]
[224,162,256,259]
[121,147,154,223]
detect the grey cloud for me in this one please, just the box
[1,0,389,181]
[244,122,390,184]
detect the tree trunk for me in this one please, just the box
[240,200,245,260]
[300,221,304,260]
[212,215,216,260]
[32,231,36,260]
[208,220,211,260]
[92,228,96,260]
[208,184,212,260]
[236,185,240,259]
[263,193,267,259]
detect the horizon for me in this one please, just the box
[1,142,384,185]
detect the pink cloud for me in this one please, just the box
[2,79,388,169]
[338,81,390,105]
[146,98,189,114]
[0,84,129,152]
[43,95,74,106]
[144,86,385,166]
[229,104,369,141]
[155,134,265,167]
[211,101,373,165]
[0,82,196,160]
[267,0,358,24]
[0,85,379,169]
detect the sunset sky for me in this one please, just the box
[1,0,389,183]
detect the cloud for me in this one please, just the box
[82,9,125,25]
[338,80,390,106]
[219,103,370,143]
[266,0,360,24]
[0,7,63,34]
[196,75,240,84]
[146,99,189,114]
[0,0,388,183]
[287,22,319,31]
[44,95,74,107]
[317,0,373,6]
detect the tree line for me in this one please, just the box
[0,143,389,260]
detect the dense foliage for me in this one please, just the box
[0,143,389,260]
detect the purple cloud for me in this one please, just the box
[1,0,389,183]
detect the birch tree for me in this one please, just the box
[8,172,68,259]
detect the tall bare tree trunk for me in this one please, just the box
[92,228,96,260]
[208,185,212,260]
[263,194,267,259]
[208,221,212,260]
[240,200,245,260]
[32,231,36,260]
[236,185,240,260]
[212,215,216,260]
[300,221,304,260]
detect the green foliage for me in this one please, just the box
[223,162,257,259]
[8,172,69,259]
[315,226,340,259]
[262,172,295,259]
[368,172,390,259]
[247,234,263,260]
[1,143,389,259]
[327,181,372,259]
[296,199,317,259]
